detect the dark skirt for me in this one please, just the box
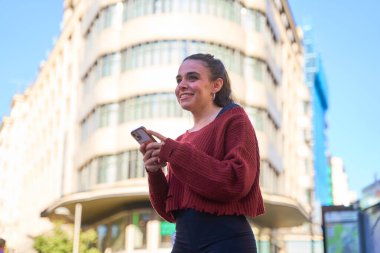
[171,209,257,253]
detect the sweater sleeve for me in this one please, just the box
[147,169,175,222]
[159,113,259,202]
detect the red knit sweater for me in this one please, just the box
[148,107,265,222]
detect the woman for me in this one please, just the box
[140,53,264,253]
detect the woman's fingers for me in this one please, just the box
[139,143,147,154]
[146,142,165,156]
[146,130,167,141]
[151,148,161,157]
[144,156,167,172]
[146,141,161,150]
[143,149,154,162]
[145,163,166,172]
[144,149,162,165]
[146,155,158,165]
[139,137,160,155]
[139,129,167,172]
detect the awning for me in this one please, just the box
[252,192,310,228]
[42,181,310,228]
[41,180,150,225]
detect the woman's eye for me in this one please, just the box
[176,78,182,84]
[188,75,198,81]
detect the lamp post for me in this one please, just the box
[54,203,82,253]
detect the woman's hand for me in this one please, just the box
[139,130,167,172]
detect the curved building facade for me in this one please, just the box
[0,0,314,252]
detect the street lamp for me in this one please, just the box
[54,203,82,253]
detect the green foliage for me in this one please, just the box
[79,229,99,253]
[33,224,71,253]
[33,222,100,253]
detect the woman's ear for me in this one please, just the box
[212,78,224,93]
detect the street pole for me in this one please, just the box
[73,203,82,253]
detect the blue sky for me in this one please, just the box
[288,0,380,196]
[1,1,379,196]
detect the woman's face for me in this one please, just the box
[175,59,215,113]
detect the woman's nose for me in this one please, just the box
[178,80,187,89]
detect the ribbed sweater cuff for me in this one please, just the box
[147,169,166,184]
[159,138,178,161]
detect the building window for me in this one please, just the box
[97,224,108,251]
[117,152,130,181]
[83,39,245,97]
[98,155,117,184]
[98,103,119,127]
[128,149,144,179]
[78,149,150,190]
[95,209,156,252]
[259,160,280,194]
[257,240,271,253]
[97,214,131,252]
[160,219,176,248]
[245,106,263,131]
[132,211,151,249]
[244,57,279,108]
[110,217,126,251]
[121,0,243,22]
[100,53,119,77]
[84,4,118,55]
[80,93,189,142]
[85,1,279,64]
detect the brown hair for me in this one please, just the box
[183,53,233,107]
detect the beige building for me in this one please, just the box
[0,0,315,252]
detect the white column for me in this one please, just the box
[73,203,82,253]
[147,220,160,252]
[126,224,135,253]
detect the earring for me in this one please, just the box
[212,93,216,101]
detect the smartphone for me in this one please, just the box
[130,126,156,144]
